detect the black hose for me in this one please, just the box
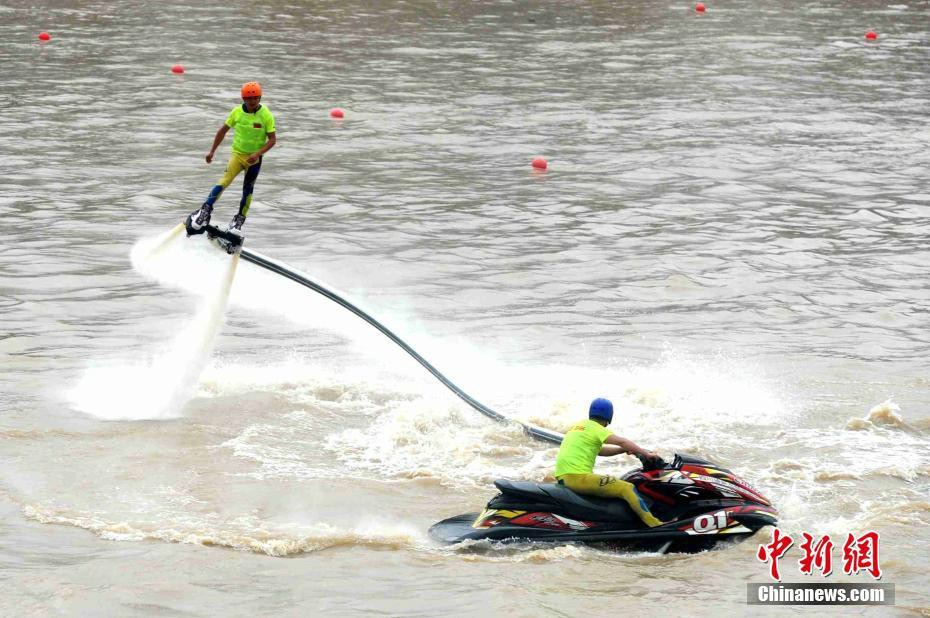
[239,247,564,445]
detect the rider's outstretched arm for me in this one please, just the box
[206,125,231,163]
[599,434,655,459]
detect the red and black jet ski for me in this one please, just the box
[429,453,777,553]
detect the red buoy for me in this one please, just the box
[38,32,51,41]
[330,108,345,119]
[171,64,185,74]
[695,3,706,12]
[532,157,548,170]
[865,31,877,40]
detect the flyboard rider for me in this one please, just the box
[189,81,277,237]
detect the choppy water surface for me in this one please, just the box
[2,0,929,615]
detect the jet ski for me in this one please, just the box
[429,453,777,553]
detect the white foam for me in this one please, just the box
[131,232,404,361]
[204,350,794,489]
[69,232,238,420]
[21,502,429,557]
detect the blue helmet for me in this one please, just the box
[589,398,613,424]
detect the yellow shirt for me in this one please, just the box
[225,104,276,154]
[554,419,613,477]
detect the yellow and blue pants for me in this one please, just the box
[558,473,664,527]
[203,151,262,217]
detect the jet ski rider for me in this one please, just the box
[555,398,665,527]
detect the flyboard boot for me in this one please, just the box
[227,213,246,237]
[185,203,213,236]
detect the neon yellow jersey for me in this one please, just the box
[225,104,276,155]
[554,419,613,477]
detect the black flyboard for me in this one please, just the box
[184,215,243,254]
[235,246,564,445]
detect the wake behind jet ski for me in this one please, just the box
[429,452,777,553]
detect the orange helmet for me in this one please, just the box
[241,82,262,98]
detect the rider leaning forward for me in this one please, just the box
[555,398,666,527]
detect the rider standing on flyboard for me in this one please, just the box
[189,81,277,237]
[555,398,666,527]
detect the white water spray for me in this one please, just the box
[69,228,238,420]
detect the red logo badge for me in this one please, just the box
[757,529,883,581]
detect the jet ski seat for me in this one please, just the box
[493,480,645,525]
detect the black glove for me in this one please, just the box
[637,453,668,471]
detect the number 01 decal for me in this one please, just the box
[693,510,729,533]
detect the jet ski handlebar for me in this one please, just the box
[636,453,669,471]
